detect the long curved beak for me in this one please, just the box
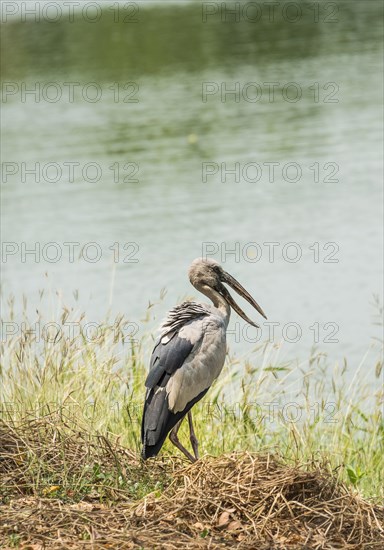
[219,271,267,328]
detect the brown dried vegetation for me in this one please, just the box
[0,413,383,549]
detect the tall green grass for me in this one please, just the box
[1,296,383,499]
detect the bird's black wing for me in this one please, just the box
[141,311,209,460]
[144,330,194,390]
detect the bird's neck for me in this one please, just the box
[198,284,231,326]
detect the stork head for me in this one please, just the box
[188,258,267,328]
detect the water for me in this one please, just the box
[1,1,383,371]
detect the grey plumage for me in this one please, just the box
[160,301,210,333]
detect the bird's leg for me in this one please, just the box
[169,417,196,463]
[187,411,199,460]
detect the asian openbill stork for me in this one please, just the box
[141,258,267,462]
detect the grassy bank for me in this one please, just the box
[0,303,383,547]
[1,414,383,549]
[1,303,383,498]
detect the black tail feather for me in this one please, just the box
[141,387,208,460]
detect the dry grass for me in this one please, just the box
[1,413,383,549]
